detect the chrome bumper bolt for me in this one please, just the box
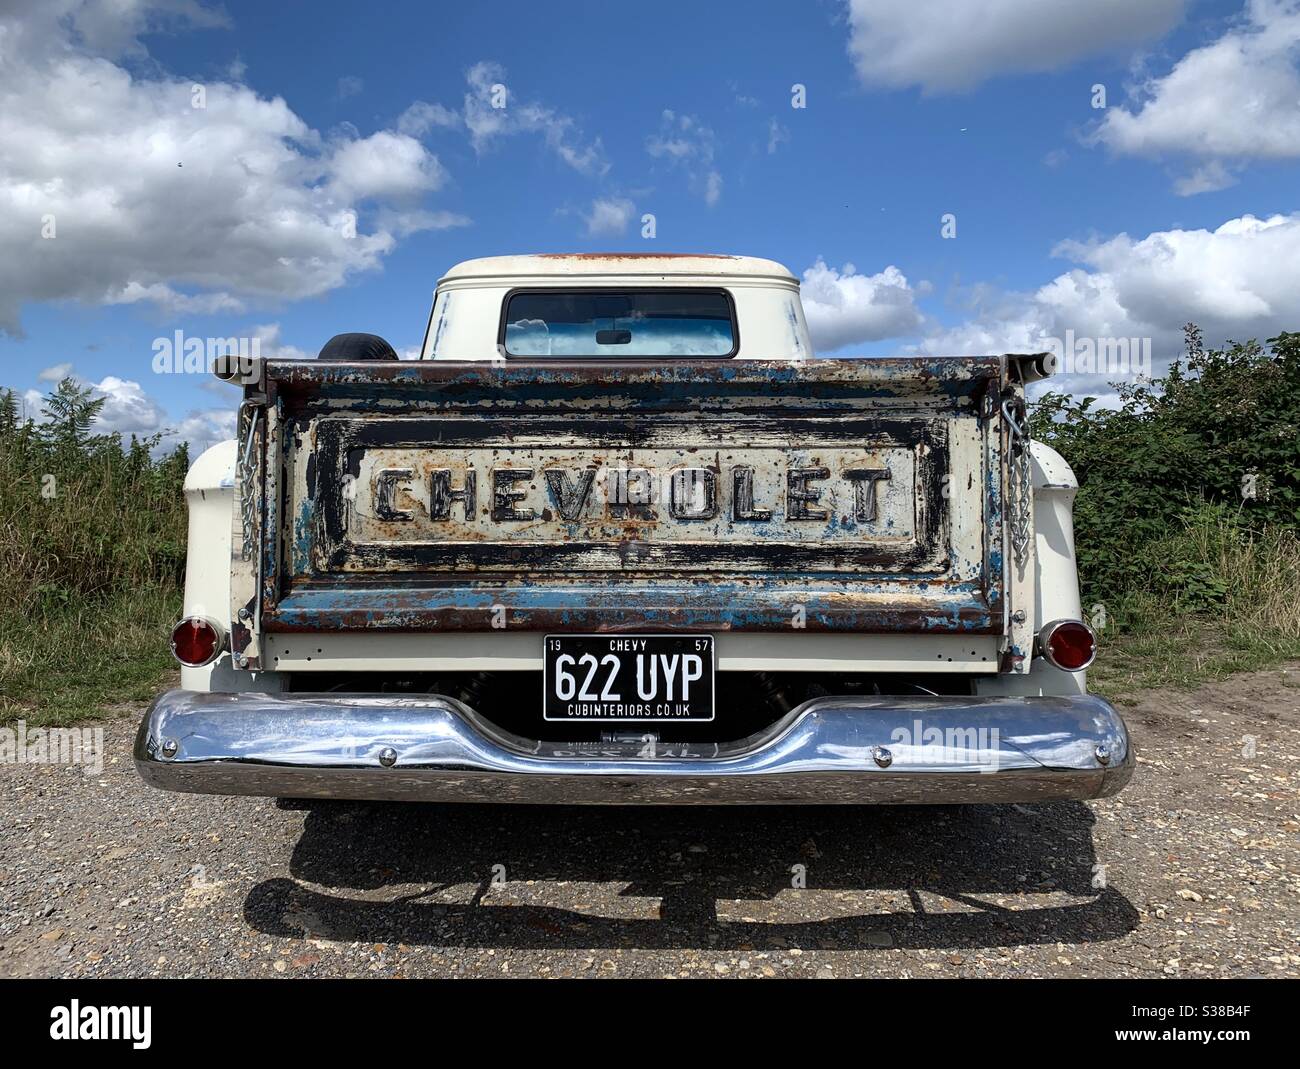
[160,737,179,759]
[871,745,893,769]
[377,747,398,768]
[1095,743,1112,766]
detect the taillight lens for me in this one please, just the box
[1038,619,1097,671]
[170,617,225,667]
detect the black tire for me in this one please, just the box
[317,332,399,361]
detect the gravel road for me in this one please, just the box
[3,665,1297,979]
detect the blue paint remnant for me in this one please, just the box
[258,357,1010,636]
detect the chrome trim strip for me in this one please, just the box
[134,689,1134,805]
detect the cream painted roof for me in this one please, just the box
[440,252,796,283]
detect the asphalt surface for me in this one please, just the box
[2,665,1297,978]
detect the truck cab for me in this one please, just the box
[423,253,812,361]
[137,253,1133,805]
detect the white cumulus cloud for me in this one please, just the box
[38,362,74,383]
[917,213,1300,394]
[800,259,924,352]
[845,0,1187,93]
[1091,0,1300,192]
[165,407,238,455]
[22,365,236,454]
[250,322,312,361]
[328,130,448,201]
[0,0,459,335]
[581,197,637,238]
[396,100,461,138]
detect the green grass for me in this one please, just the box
[0,585,181,727]
[1089,616,1300,707]
[1085,519,1300,705]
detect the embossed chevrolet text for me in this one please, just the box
[355,453,899,536]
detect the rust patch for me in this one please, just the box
[534,252,739,260]
[256,358,1007,636]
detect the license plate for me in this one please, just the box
[542,634,715,722]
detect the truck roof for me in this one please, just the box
[439,253,797,283]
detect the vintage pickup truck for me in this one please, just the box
[135,253,1133,804]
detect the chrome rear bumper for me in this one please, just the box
[134,689,1133,805]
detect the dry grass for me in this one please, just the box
[0,428,188,725]
[1089,518,1300,704]
[0,438,187,608]
[1205,523,1300,638]
[0,585,182,727]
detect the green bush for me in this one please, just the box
[1029,328,1300,614]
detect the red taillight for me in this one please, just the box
[1038,619,1097,672]
[170,617,224,667]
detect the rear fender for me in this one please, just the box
[181,440,283,694]
[979,441,1087,698]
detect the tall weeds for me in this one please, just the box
[0,381,188,609]
[0,380,189,722]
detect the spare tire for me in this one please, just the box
[317,332,399,361]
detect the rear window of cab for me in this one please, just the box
[500,289,737,358]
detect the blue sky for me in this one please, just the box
[2,0,1299,452]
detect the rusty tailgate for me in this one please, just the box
[233,359,1008,658]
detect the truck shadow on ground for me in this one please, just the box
[242,801,1139,952]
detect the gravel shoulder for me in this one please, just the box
[2,665,1297,979]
